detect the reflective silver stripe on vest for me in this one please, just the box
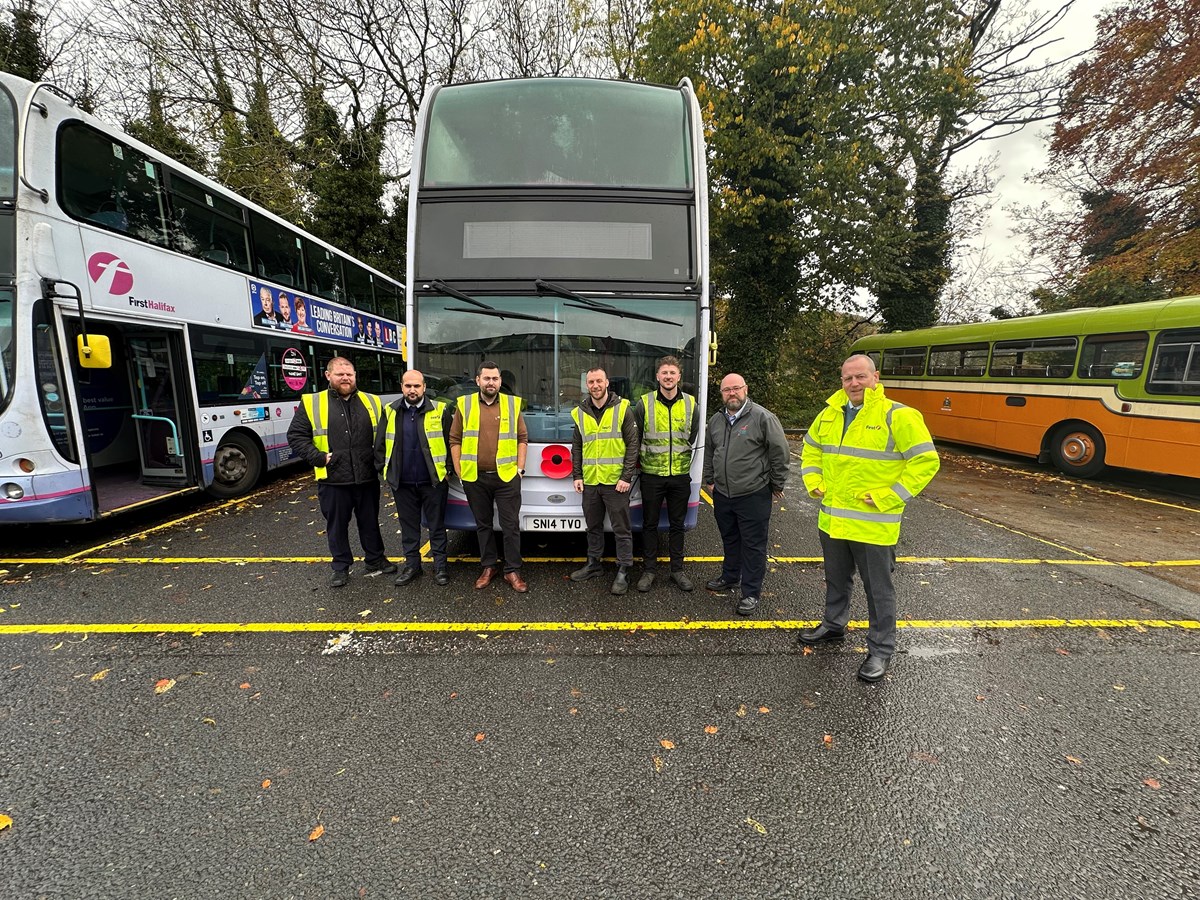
[496,394,519,467]
[820,504,903,524]
[803,432,821,448]
[642,394,694,450]
[310,393,326,438]
[903,441,936,458]
[460,394,478,464]
[829,445,904,461]
[885,403,901,454]
[891,483,913,502]
[801,466,822,477]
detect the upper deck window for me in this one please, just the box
[422,80,692,190]
[0,83,15,198]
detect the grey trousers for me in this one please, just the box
[819,530,897,658]
[582,482,633,566]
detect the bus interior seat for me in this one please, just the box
[202,247,232,265]
[90,202,129,232]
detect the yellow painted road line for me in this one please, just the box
[4,556,1200,567]
[700,487,714,506]
[0,618,1197,636]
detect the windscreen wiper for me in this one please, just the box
[427,279,563,324]
[534,279,680,327]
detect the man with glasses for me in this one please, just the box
[702,373,790,616]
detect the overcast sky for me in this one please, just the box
[951,0,1108,317]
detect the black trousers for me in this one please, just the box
[391,481,449,569]
[639,472,690,571]
[317,480,387,573]
[463,471,523,572]
[581,482,633,566]
[712,485,772,598]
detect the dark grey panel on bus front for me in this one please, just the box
[0,211,14,279]
[415,199,695,285]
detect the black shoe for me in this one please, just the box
[394,565,422,586]
[858,655,891,683]
[611,567,630,596]
[366,559,398,575]
[636,571,655,593]
[570,559,604,582]
[706,576,737,592]
[798,623,846,645]
[329,570,349,588]
[736,595,759,616]
[670,571,694,592]
[434,569,450,586]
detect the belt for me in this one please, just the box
[481,470,497,474]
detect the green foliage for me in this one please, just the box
[125,87,208,176]
[639,0,974,407]
[0,0,49,81]
[771,311,860,428]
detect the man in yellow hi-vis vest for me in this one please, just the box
[287,356,395,588]
[375,369,453,587]
[798,354,940,683]
[633,355,700,593]
[570,367,640,595]
[449,361,529,593]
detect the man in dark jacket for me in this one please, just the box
[569,367,640,595]
[287,356,395,587]
[702,372,790,615]
[375,370,453,586]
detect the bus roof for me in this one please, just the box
[852,296,1200,350]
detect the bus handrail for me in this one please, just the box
[130,413,181,459]
[17,81,77,203]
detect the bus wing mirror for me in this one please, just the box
[77,333,112,369]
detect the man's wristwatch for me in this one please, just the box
[518,468,525,476]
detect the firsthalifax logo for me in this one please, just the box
[87,251,134,295]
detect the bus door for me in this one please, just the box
[125,333,190,486]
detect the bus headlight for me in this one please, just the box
[3,483,24,500]
[17,458,35,473]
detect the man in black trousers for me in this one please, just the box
[376,369,453,586]
[287,356,396,587]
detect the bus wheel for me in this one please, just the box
[208,432,263,498]
[1050,423,1106,478]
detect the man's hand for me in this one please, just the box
[325,452,333,464]
[573,479,584,494]
[772,490,784,500]
[616,479,631,494]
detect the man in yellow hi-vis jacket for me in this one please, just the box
[798,354,940,682]
[287,356,395,588]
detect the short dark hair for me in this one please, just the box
[586,366,607,377]
[655,355,681,373]
[478,360,500,376]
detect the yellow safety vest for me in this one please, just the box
[572,399,630,485]
[639,391,695,476]
[301,389,383,481]
[800,383,940,545]
[382,400,448,482]
[457,393,522,482]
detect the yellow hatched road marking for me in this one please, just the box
[0,618,1197,636]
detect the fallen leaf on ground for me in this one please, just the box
[735,704,747,718]
[91,669,110,682]
[261,779,271,790]
[0,814,12,831]
[308,823,325,841]
[744,816,767,835]
[704,725,719,735]
[154,678,176,694]
[823,734,834,748]
[1065,755,1083,767]
[801,645,813,656]
[758,706,770,714]
[652,756,663,773]
[239,683,251,690]
[475,733,486,742]
[1143,777,1162,790]
[660,739,675,750]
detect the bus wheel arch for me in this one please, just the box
[1048,421,1107,478]
[207,429,264,498]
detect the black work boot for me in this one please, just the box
[570,558,604,582]
[610,566,630,596]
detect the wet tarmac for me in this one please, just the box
[1,448,1198,898]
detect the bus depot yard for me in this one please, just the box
[1,448,1198,898]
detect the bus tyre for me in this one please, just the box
[1050,423,1106,478]
[208,431,263,498]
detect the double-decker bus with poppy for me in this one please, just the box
[851,296,1200,478]
[406,78,711,531]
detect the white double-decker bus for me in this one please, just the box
[407,77,711,532]
[0,74,406,523]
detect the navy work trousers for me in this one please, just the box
[712,484,773,599]
[391,480,449,570]
[639,472,690,572]
[317,480,387,573]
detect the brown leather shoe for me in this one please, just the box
[474,566,500,589]
[503,570,528,593]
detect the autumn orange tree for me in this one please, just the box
[1034,0,1200,308]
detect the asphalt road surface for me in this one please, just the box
[1,450,1198,899]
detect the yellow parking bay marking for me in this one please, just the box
[1,618,1198,636]
[3,555,1200,567]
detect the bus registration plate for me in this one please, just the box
[524,516,584,531]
